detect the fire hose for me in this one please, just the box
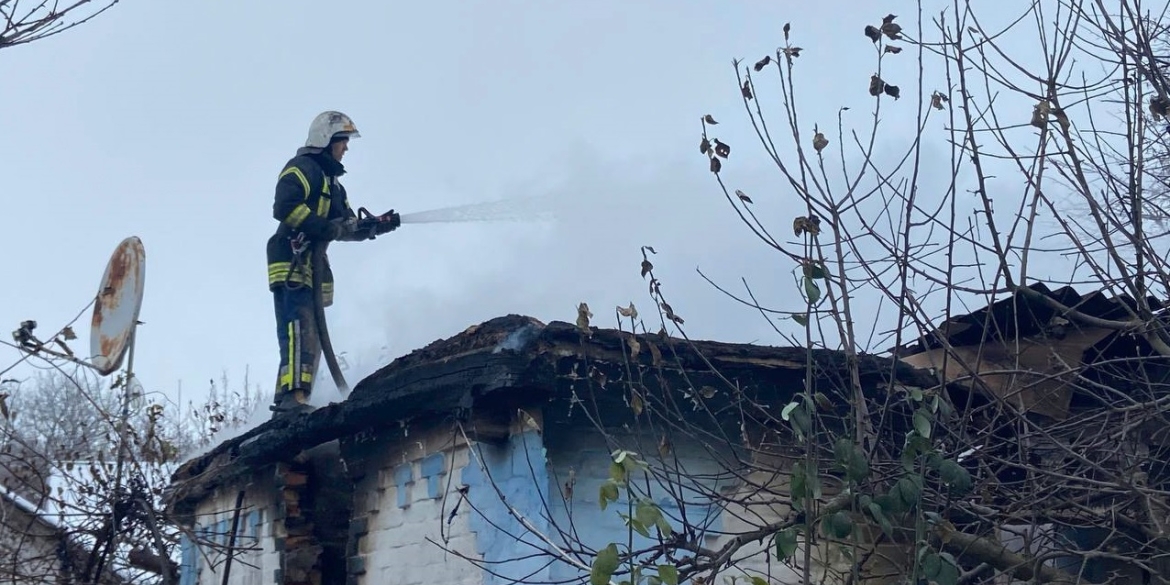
[310,208,398,397]
[284,208,398,401]
[309,243,349,395]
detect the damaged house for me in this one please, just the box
[163,315,936,585]
[164,283,1170,585]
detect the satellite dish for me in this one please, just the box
[89,237,146,376]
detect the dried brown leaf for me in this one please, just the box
[589,365,608,389]
[736,189,753,204]
[61,326,77,340]
[709,156,722,173]
[869,75,885,96]
[576,302,593,332]
[1031,99,1051,128]
[647,340,663,367]
[741,79,753,100]
[882,23,902,39]
[813,392,833,411]
[864,25,881,42]
[713,139,730,158]
[813,132,828,153]
[660,301,684,325]
[641,259,654,278]
[627,335,641,359]
[783,22,791,40]
[629,389,643,415]
[884,45,902,54]
[883,84,900,99]
[1151,96,1168,119]
[882,13,897,24]
[703,114,719,125]
[753,55,771,71]
[931,91,949,110]
[783,46,803,58]
[793,215,823,237]
[617,302,638,319]
[700,137,710,154]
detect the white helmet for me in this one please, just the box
[304,110,361,148]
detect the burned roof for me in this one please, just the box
[164,314,936,515]
[894,282,1170,419]
[894,281,1167,354]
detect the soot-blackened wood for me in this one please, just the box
[167,351,532,516]
[166,316,937,518]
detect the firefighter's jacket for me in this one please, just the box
[266,148,356,306]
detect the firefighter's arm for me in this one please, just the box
[331,187,371,242]
[272,164,335,241]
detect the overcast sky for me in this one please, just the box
[1,1,1056,416]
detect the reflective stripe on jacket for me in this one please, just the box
[265,148,355,305]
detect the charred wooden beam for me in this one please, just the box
[165,317,937,519]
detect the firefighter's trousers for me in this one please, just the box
[273,285,321,399]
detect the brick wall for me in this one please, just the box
[539,425,872,584]
[540,428,729,583]
[345,422,484,585]
[461,427,553,585]
[183,471,280,585]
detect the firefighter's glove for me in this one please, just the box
[327,218,365,241]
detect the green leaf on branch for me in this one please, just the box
[866,501,895,537]
[782,401,800,421]
[788,403,812,439]
[774,527,799,560]
[802,260,828,280]
[894,474,923,508]
[599,480,619,511]
[939,459,973,496]
[623,513,651,538]
[803,276,822,305]
[834,438,871,482]
[913,408,932,438]
[635,499,662,533]
[610,461,627,484]
[590,543,620,585]
[901,433,932,471]
[826,510,854,538]
[657,565,679,585]
[922,551,961,585]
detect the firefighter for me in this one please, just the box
[267,110,400,415]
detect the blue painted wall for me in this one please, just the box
[457,422,730,585]
[542,432,729,583]
[462,429,554,585]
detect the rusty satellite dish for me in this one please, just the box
[89,236,146,376]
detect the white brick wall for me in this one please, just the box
[351,425,483,585]
[187,472,280,585]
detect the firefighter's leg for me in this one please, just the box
[295,292,322,404]
[272,286,316,413]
